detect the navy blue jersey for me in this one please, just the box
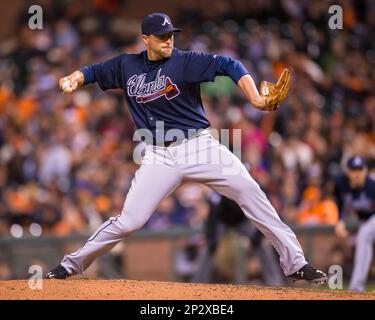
[334,176,375,221]
[80,49,248,143]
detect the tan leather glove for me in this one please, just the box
[259,68,292,111]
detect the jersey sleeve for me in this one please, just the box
[183,51,249,84]
[183,51,220,84]
[80,54,125,90]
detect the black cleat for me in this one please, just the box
[287,264,327,284]
[45,264,69,279]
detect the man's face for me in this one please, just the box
[142,32,174,60]
[347,167,367,188]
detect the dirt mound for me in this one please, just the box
[0,279,374,300]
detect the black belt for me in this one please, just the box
[163,140,175,147]
[152,127,211,147]
[155,139,184,147]
[149,140,180,147]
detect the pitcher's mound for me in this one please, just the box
[1,279,374,300]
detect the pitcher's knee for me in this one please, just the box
[117,204,149,234]
[237,177,262,194]
[117,213,147,234]
[235,185,263,207]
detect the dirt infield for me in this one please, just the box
[1,279,374,300]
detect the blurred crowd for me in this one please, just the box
[0,0,374,241]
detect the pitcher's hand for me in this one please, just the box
[59,71,84,93]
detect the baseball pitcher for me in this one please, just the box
[46,13,327,284]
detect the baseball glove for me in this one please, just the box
[259,68,292,111]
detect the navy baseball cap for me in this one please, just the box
[347,156,366,170]
[141,13,182,36]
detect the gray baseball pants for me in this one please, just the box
[61,129,307,277]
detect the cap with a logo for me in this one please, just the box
[141,13,182,36]
[347,156,366,170]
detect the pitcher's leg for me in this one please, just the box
[349,216,375,292]
[60,157,182,275]
[183,140,307,276]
